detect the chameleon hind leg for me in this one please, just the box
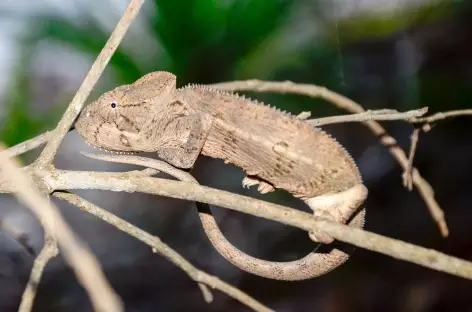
[305,184,368,244]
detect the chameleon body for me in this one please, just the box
[75,71,367,280]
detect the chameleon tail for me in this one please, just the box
[196,199,366,281]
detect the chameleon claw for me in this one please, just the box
[242,176,259,188]
[242,176,275,193]
[296,111,311,120]
[257,181,275,194]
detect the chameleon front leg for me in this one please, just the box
[156,112,213,169]
[306,184,368,244]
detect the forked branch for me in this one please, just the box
[54,191,273,312]
[18,230,58,312]
[35,0,146,168]
[0,144,123,312]
[2,158,468,280]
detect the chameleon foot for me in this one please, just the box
[242,176,275,194]
[305,184,368,244]
[242,176,260,188]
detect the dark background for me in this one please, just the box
[1,0,472,311]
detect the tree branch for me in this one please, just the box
[0,144,123,312]
[411,109,472,126]
[34,0,146,167]
[0,168,464,281]
[309,107,428,127]
[54,192,273,312]
[18,230,58,312]
[210,80,449,237]
[5,131,52,158]
[402,128,420,190]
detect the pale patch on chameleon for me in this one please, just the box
[75,71,368,281]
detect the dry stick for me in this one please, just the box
[32,170,472,280]
[402,128,420,191]
[210,80,449,237]
[53,192,273,312]
[411,109,472,126]
[0,145,123,312]
[1,166,471,280]
[18,231,58,312]
[310,107,428,127]
[35,0,146,168]
[6,131,52,158]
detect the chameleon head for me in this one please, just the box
[75,71,177,152]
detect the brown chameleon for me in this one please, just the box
[75,71,367,280]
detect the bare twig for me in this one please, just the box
[402,128,420,191]
[35,0,146,167]
[411,109,472,125]
[53,192,273,312]
[210,80,449,237]
[0,155,471,280]
[5,131,52,158]
[50,171,472,280]
[0,144,123,312]
[0,169,459,280]
[309,107,428,127]
[18,230,58,312]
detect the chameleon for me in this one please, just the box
[74,71,368,281]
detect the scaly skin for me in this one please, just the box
[75,71,367,280]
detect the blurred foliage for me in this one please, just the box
[0,0,471,147]
[334,0,457,43]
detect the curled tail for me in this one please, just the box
[197,189,366,280]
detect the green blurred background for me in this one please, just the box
[1,0,472,311]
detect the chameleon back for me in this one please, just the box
[180,85,362,199]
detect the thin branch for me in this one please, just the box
[18,230,58,312]
[5,131,52,158]
[402,128,420,191]
[54,192,273,312]
[16,169,468,281]
[0,144,123,312]
[411,109,472,125]
[210,80,449,237]
[309,107,428,127]
[35,0,146,168]
[412,168,448,237]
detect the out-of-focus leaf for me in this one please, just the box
[333,1,457,43]
[28,15,142,83]
[152,0,227,77]
[152,0,295,83]
[0,46,50,146]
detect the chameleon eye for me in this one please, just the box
[111,102,117,108]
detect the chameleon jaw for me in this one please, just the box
[82,140,138,155]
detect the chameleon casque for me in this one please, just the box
[75,71,368,281]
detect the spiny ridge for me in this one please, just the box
[185,84,359,176]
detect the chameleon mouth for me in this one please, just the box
[82,140,137,155]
